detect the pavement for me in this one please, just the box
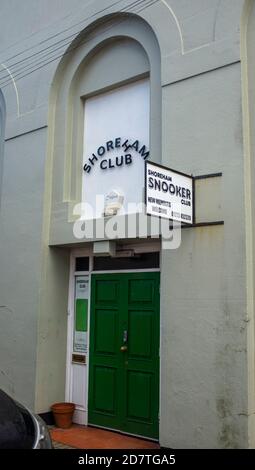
[52,440,75,449]
[49,425,160,450]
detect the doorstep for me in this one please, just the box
[49,425,160,450]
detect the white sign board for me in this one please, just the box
[145,162,194,224]
[76,277,89,299]
[82,79,150,219]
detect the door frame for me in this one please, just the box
[65,246,93,425]
[66,245,161,429]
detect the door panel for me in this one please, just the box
[96,279,119,304]
[128,278,155,303]
[94,309,118,355]
[127,371,152,420]
[94,366,117,414]
[88,272,159,439]
[89,276,122,430]
[128,310,153,358]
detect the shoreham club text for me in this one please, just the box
[83,137,150,174]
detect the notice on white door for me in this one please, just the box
[76,277,89,299]
[74,276,89,354]
[145,161,194,224]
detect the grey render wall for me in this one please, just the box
[0,91,5,211]
[0,0,251,448]
[241,0,255,447]
[160,64,247,448]
[0,0,86,410]
[0,0,105,409]
[0,128,46,408]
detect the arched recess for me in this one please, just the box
[34,13,161,413]
[241,0,255,449]
[47,13,161,245]
[0,89,6,210]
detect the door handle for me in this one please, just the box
[120,345,128,352]
[123,329,128,343]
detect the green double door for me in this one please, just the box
[88,272,160,439]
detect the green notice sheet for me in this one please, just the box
[74,276,89,353]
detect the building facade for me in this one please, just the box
[0,0,255,448]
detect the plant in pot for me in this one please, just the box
[51,402,75,429]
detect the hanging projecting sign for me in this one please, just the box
[145,161,194,224]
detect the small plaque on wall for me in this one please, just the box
[72,354,86,364]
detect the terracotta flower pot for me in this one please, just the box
[51,402,75,429]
